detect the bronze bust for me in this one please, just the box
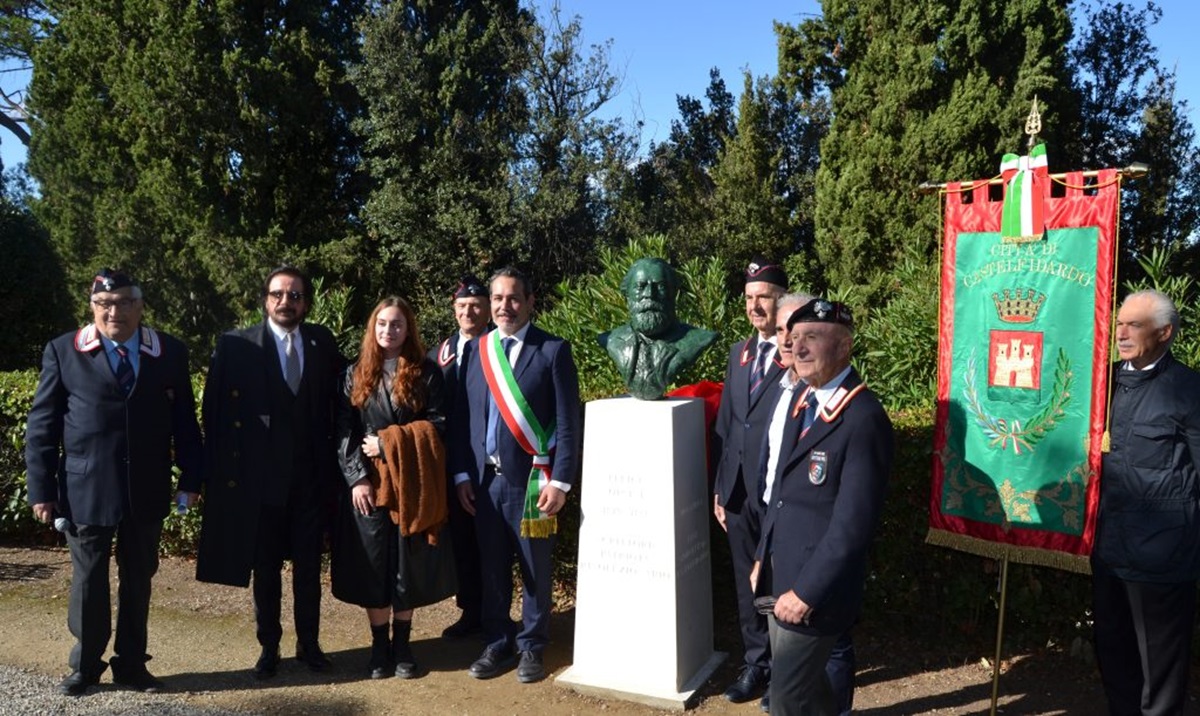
[598,258,718,400]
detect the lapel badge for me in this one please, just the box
[809,450,828,486]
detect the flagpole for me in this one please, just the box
[989,553,1011,716]
[916,163,1149,195]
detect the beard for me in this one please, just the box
[629,301,672,337]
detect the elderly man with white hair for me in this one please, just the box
[1092,289,1200,716]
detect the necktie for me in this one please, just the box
[486,337,516,458]
[285,332,301,394]
[749,341,771,397]
[114,345,135,396]
[800,392,819,436]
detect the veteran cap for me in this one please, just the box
[745,256,787,289]
[91,268,139,295]
[787,298,854,330]
[453,275,487,300]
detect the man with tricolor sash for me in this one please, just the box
[450,266,581,684]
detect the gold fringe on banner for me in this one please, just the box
[925,528,1092,575]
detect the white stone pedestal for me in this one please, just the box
[556,397,724,710]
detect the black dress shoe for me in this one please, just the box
[467,646,515,679]
[516,650,545,684]
[254,646,280,680]
[58,671,100,696]
[724,664,769,703]
[295,641,332,672]
[441,612,483,638]
[112,665,165,693]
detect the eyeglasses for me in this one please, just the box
[91,298,139,310]
[267,290,306,302]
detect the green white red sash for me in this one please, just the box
[479,329,558,537]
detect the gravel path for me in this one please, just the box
[0,664,250,716]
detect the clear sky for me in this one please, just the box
[3,1,1199,172]
[533,0,1200,157]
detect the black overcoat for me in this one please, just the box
[196,320,342,587]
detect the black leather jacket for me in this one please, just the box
[335,357,446,487]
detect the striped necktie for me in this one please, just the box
[114,345,135,396]
[749,341,770,398]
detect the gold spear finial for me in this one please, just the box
[1025,96,1042,149]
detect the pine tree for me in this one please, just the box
[513,5,634,291]
[702,73,793,280]
[1068,0,1200,284]
[781,0,1076,298]
[28,0,366,350]
[356,0,531,330]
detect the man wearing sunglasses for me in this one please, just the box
[196,265,345,680]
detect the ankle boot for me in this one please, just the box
[392,619,419,679]
[368,623,393,679]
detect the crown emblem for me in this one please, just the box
[992,288,1046,323]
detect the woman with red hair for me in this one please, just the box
[332,296,452,679]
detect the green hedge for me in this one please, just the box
[0,368,206,553]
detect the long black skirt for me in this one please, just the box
[331,490,458,611]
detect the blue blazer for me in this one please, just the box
[25,325,202,526]
[713,334,786,507]
[757,368,893,636]
[450,324,581,495]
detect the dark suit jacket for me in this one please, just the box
[449,324,581,495]
[713,335,786,507]
[25,324,202,526]
[757,368,893,636]
[196,320,343,587]
[429,334,466,422]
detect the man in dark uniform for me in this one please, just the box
[196,266,344,679]
[450,267,581,684]
[755,299,893,716]
[713,257,788,706]
[25,269,203,696]
[1092,290,1200,716]
[428,275,490,637]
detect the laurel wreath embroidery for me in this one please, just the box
[963,346,1073,454]
[938,431,1088,529]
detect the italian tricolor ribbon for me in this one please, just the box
[480,330,558,538]
[999,143,1048,242]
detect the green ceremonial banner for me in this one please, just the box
[929,169,1117,571]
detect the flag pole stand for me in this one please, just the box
[989,553,1011,716]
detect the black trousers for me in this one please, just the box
[1092,558,1196,716]
[65,518,162,676]
[252,492,325,649]
[768,618,839,716]
[725,491,770,670]
[447,480,482,616]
